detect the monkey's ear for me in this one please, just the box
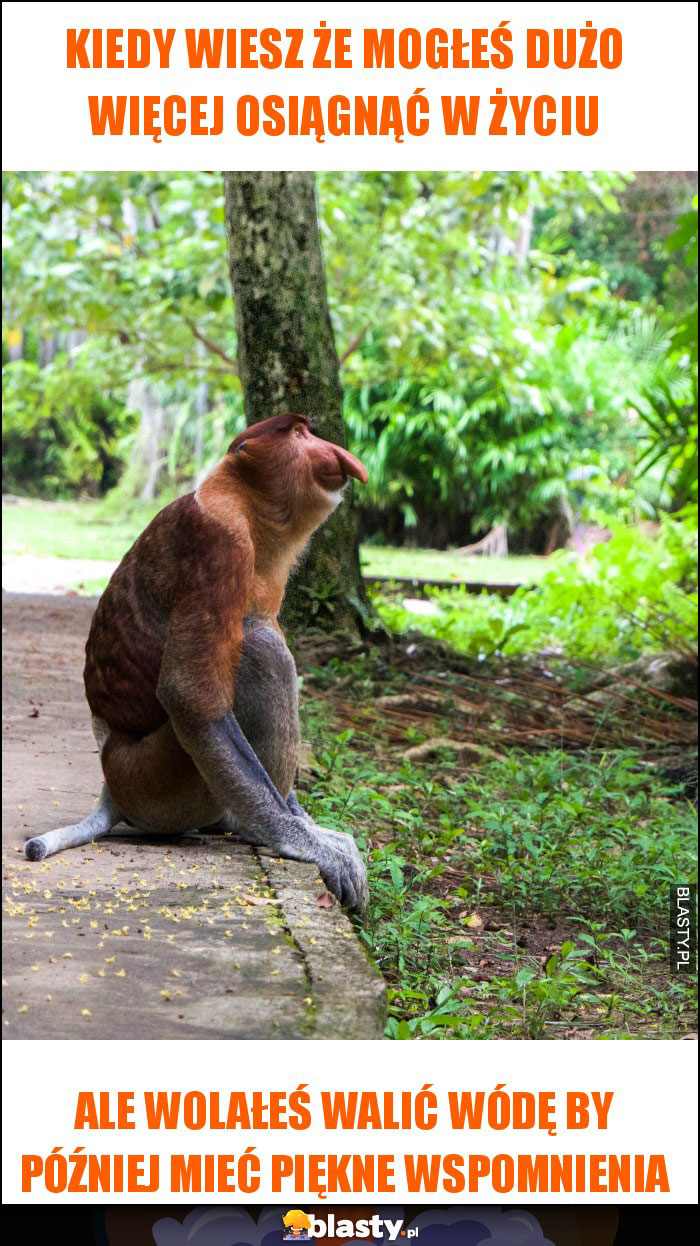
[231,439,247,454]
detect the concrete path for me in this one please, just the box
[2,593,386,1040]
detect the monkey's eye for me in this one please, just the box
[293,426,306,438]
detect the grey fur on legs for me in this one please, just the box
[24,785,121,861]
[24,623,369,911]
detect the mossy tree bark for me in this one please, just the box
[223,171,374,638]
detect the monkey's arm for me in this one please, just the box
[157,615,367,911]
[171,710,366,911]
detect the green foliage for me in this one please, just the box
[342,323,632,539]
[300,682,697,1038]
[321,171,642,539]
[615,200,699,515]
[2,171,234,385]
[2,355,132,496]
[2,171,242,495]
[374,516,698,664]
[666,197,698,366]
[375,587,525,659]
[331,177,696,540]
[461,750,694,920]
[536,172,697,306]
[632,375,698,510]
[2,171,697,546]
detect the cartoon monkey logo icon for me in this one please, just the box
[282,1210,312,1240]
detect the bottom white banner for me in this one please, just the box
[3,1038,697,1204]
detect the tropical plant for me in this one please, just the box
[374,512,698,664]
[632,376,698,511]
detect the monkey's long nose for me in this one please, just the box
[332,444,368,484]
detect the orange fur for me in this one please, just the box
[84,414,367,737]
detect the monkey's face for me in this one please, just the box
[291,419,368,509]
[229,414,367,516]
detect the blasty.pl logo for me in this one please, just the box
[282,1212,416,1241]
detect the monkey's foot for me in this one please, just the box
[24,787,122,862]
[24,821,115,861]
[24,836,49,862]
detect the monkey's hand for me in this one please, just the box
[285,819,369,914]
[286,791,368,910]
[234,814,367,913]
[315,826,369,915]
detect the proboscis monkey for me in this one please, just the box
[24,414,369,911]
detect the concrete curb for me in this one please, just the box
[2,593,386,1041]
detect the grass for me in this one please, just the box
[299,651,697,1040]
[2,498,159,561]
[360,544,552,584]
[3,500,552,589]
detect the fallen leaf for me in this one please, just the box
[465,913,483,928]
[241,893,280,907]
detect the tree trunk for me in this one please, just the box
[193,338,208,484]
[126,375,167,501]
[223,171,374,638]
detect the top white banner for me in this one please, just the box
[1,1,698,171]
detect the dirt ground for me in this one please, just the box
[2,592,385,1040]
